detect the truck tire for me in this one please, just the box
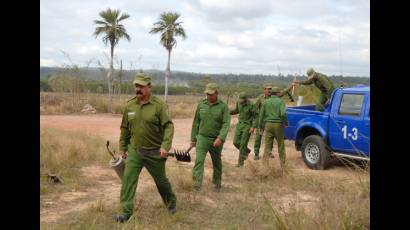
[301,135,331,170]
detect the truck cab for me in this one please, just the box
[284,85,370,169]
[328,85,370,157]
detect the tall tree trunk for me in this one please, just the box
[165,49,171,103]
[108,43,114,113]
[118,59,122,101]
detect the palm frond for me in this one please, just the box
[93,26,108,37]
[93,20,108,25]
[93,8,131,46]
[118,13,130,22]
[150,11,186,50]
[175,27,187,39]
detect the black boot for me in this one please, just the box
[114,214,130,223]
[168,204,177,215]
[246,148,251,154]
[213,184,221,192]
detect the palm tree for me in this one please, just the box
[150,12,186,103]
[93,8,130,112]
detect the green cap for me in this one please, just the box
[271,87,280,93]
[133,73,151,86]
[263,83,273,89]
[204,83,218,94]
[306,67,315,77]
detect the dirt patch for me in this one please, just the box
[40,164,157,224]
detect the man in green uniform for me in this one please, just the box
[190,83,231,192]
[259,87,288,168]
[293,67,336,111]
[115,73,176,222]
[230,92,256,167]
[253,84,292,160]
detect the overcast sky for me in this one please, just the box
[40,0,370,77]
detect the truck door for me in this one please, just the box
[329,92,369,156]
[362,96,370,155]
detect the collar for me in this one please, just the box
[205,99,220,106]
[240,100,249,106]
[137,95,153,105]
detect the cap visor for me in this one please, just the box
[133,79,149,86]
[204,89,216,94]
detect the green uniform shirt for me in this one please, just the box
[258,95,288,128]
[253,86,291,128]
[119,95,174,152]
[277,85,293,98]
[191,99,231,142]
[253,94,269,128]
[230,100,256,126]
[298,72,335,97]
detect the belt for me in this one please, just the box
[138,147,160,156]
[266,120,282,124]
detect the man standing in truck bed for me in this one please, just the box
[293,67,335,111]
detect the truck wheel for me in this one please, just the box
[301,135,330,170]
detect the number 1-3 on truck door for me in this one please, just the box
[329,93,370,156]
[341,125,358,141]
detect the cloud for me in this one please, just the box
[40,0,370,76]
[75,45,103,55]
[40,58,59,67]
[198,0,273,20]
[184,43,244,60]
[140,16,155,29]
[217,32,255,49]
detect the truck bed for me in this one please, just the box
[286,104,327,114]
[284,104,330,141]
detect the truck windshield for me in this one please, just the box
[338,94,364,116]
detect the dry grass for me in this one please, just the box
[40,128,113,196]
[40,92,126,115]
[40,92,202,118]
[41,129,369,229]
[40,92,245,118]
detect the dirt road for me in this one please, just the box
[40,114,364,176]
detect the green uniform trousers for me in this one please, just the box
[233,122,252,165]
[316,92,330,111]
[120,145,176,216]
[192,135,223,188]
[254,129,273,157]
[263,122,286,166]
[254,128,262,156]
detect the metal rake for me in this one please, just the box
[168,146,193,162]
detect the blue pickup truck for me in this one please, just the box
[284,85,370,170]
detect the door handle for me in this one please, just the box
[335,120,346,124]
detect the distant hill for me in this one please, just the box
[40,66,370,87]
